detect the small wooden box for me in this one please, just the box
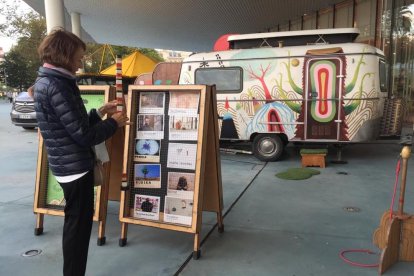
[300,149,327,168]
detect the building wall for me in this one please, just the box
[156,49,192,63]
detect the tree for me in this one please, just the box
[1,50,32,91]
[83,44,164,74]
[137,48,164,63]
[0,67,5,83]
[111,45,164,63]
[0,0,164,85]
[0,0,46,90]
[141,166,149,179]
[83,44,140,74]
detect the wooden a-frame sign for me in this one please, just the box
[33,85,124,245]
[119,85,224,259]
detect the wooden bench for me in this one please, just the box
[300,149,328,168]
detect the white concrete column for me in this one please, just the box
[71,12,81,38]
[44,0,65,34]
[71,12,84,74]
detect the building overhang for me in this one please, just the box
[23,0,345,52]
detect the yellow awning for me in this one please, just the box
[99,51,157,77]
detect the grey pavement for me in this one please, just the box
[0,99,413,275]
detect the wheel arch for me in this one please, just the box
[249,132,289,144]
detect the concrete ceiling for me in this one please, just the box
[23,0,345,52]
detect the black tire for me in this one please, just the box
[22,127,35,130]
[252,134,284,161]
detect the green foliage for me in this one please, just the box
[137,48,164,63]
[300,148,328,155]
[83,43,113,74]
[0,0,46,90]
[0,0,164,85]
[1,50,33,90]
[0,67,5,83]
[83,44,164,74]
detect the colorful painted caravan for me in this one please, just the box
[177,28,387,161]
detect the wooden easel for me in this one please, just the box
[373,145,414,274]
[119,85,224,259]
[33,85,123,245]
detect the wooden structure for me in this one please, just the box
[152,62,182,85]
[134,72,153,85]
[134,62,182,86]
[119,85,224,259]
[373,145,414,274]
[33,85,124,245]
[300,149,327,168]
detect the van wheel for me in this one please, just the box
[23,127,35,130]
[252,134,283,161]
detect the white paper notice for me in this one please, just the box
[167,143,197,170]
[139,92,165,114]
[134,194,160,221]
[163,196,193,226]
[168,115,199,141]
[136,114,164,140]
[168,91,200,116]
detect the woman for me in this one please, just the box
[33,28,128,276]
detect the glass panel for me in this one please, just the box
[195,67,242,93]
[354,0,376,44]
[379,60,388,92]
[385,0,414,120]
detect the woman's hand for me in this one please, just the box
[98,100,118,116]
[111,112,129,127]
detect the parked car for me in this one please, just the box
[10,91,37,129]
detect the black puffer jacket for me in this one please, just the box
[34,67,118,176]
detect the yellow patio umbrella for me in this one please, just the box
[99,51,157,77]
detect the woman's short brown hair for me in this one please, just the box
[38,28,86,71]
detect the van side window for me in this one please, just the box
[379,60,387,92]
[195,67,243,93]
